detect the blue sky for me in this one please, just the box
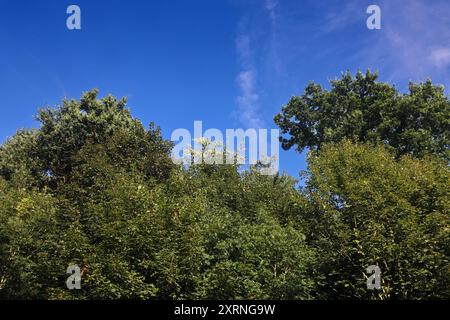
[0,0,449,179]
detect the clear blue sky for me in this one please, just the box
[1,0,449,179]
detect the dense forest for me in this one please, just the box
[0,71,448,299]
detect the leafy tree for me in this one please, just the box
[180,165,317,299]
[0,179,69,299]
[0,130,42,188]
[0,91,318,300]
[199,208,316,299]
[0,89,174,191]
[274,70,450,160]
[303,140,449,299]
[2,86,447,300]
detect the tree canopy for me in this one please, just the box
[303,141,449,299]
[0,81,448,300]
[274,70,450,161]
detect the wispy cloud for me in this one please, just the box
[236,34,252,64]
[429,47,450,70]
[279,0,450,88]
[236,69,262,128]
[235,26,263,128]
[233,0,450,123]
[233,0,282,128]
[320,1,361,34]
[265,0,278,26]
[359,0,450,86]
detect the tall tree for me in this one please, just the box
[0,89,174,190]
[274,70,450,160]
[0,91,318,300]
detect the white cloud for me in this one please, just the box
[265,0,278,25]
[234,0,450,126]
[362,0,450,85]
[235,32,264,128]
[320,1,361,34]
[235,15,266,128]
[233,0,283,128]
[429,47,450,69]
[235,34,252,64]
[236,70,262,128]
[265,0,277,12]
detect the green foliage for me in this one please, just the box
[274,72,450,299]
[303,141,449,299]
[0,90,316,300]
[0,85,448,300]
[274,70,450,160]
[0,89,174,191]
